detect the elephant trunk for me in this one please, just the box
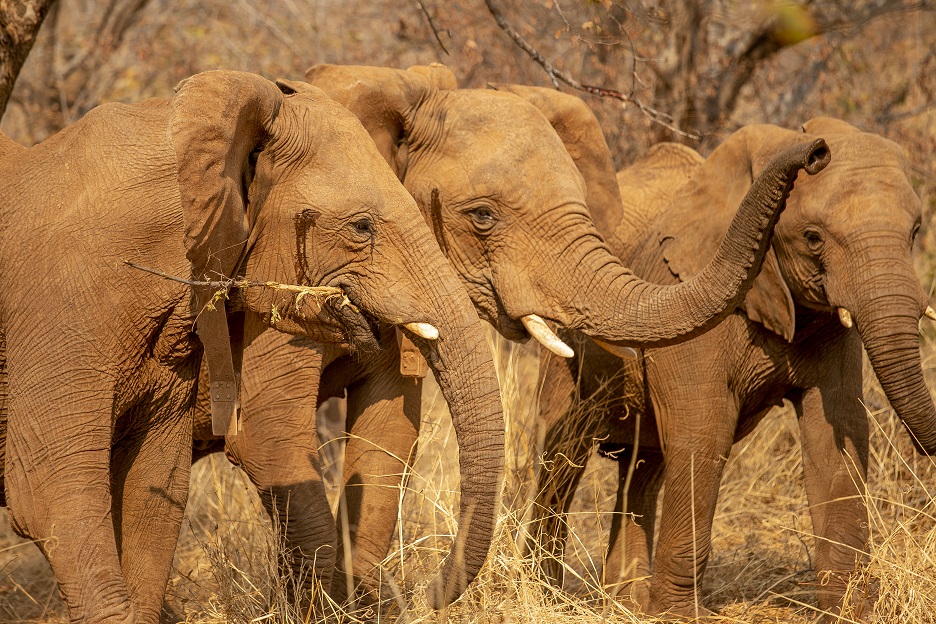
[852,258,936,455]
[393,235,505,608]
[566,139,830,348]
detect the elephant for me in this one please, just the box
[189,62,832,608]
[534,117,936,620]
[0,70,506,623]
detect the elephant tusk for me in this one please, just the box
[593,338,639,360]
[402,322,439,341]
[521,314,574,358]
[837,307,854,329]
[925,306,936,322]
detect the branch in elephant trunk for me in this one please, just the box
[123,260,348,305]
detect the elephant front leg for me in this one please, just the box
[224,331,335,601]
[603,448,663,610]
[5,372,136,623]
[649,445,726,618]
[331,366,421,606]
[796,381,872,622]
[110,379,195,624]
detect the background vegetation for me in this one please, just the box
[1,1,934,622]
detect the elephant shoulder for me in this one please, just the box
[613,143,703,258]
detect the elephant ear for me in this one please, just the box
[170,70,284,436]
[304,63,452,179]
[487,84,622,239]
[661,124,808,342]
[405,63,458,89]
[802,116,862,135]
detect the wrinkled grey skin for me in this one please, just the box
[0,71,504,623]
[191,64,831,609]
[536,118,935,621]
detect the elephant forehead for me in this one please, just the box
[785,166,920,234]
[278,102,414,209]
[441,91,586,181]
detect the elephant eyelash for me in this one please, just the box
[352,218,374,235]
[465,205,497,233]
[803,229,824,253]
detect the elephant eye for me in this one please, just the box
[467,205,497,233]
[911,221,921,248]
[350,217,375,240]
[803,229,824,253]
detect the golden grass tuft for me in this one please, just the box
[2,328,935,623]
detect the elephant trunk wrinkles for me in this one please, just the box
[413,252,505,609]
[570,139,830,348]
[853,263,936,455]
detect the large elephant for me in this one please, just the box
[535,117,936,620]
[0,70,505,623]
[191,63,831,607]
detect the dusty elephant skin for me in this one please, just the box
[536,118,934,621]
[0,70,504,623]
[190,62,830,608]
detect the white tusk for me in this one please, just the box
[402,322,439,341]
[837,307,853,329]
[925,306,936,322]
[521,314,574,358]
[594,339,639,360]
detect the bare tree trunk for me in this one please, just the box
[0,0,55,119]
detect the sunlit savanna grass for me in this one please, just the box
[1,328,934,623]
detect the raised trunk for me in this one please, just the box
[565,139,829,348]
[853,267,936,455]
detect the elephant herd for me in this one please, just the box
[0,62,930,624]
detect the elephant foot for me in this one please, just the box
[605,578,650,615]
[648,599,715,622]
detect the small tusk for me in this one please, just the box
[837,307,853,329]
[521,314,574,358]
[594,339,639,360]
[925,306,936,322]
[402,322,439,341]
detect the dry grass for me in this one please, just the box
[2,329,935,623]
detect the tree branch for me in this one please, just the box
[483,0,699,139]
[415,0,448,55]
[0,0,56,119]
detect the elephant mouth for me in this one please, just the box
[322,296,382,354]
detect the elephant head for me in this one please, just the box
[657,119,936,454]
[304,64,830,355]
[170,71,504,606]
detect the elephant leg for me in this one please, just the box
[604,447,664,610]
[110,377,195,624]
[796,376,871,620]
[5,368,135,623]
[331,346,421,606]
[646,374,738,619]
[224,330,335,600]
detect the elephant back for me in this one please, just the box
[0,327,7,506]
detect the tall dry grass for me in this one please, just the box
[2,327,935,623]
[166,329,936,622]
